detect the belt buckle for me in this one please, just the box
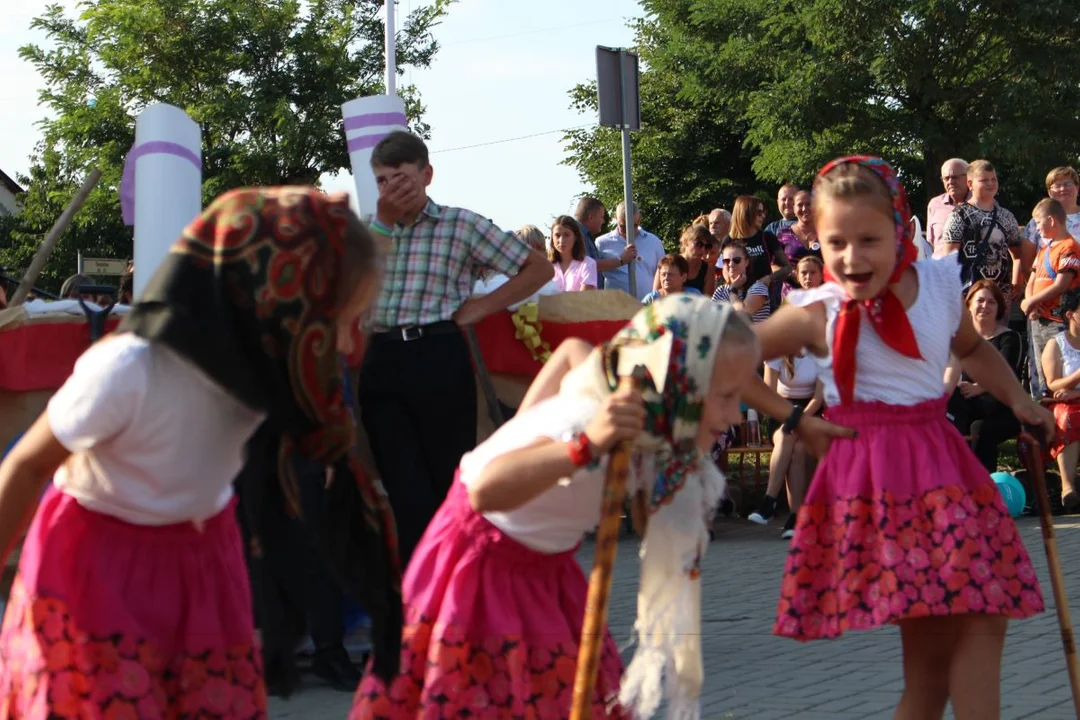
[400,326,423,342]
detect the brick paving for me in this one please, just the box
[271,515,1080,718]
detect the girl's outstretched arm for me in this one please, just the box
[0,412,71,569]
[517,338,594,413]
[753,302,829,361]
[743,376,855,458]
[953,311,1054,436]
[469,388,644,513]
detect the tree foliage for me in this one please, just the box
[1,0,449,291]
[564,0,1080,246]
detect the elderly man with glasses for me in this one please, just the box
[929,158,971,258]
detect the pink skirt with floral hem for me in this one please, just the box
[775,397,1044,641]
[0,486,266,718]
[350,480,627,719]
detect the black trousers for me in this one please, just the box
[946,388,1020,473]
[236,429,346,670]
[360,330,477,565]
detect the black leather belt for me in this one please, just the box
[372,320,460,343]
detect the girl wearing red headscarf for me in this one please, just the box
[0,188,400,718]
[754,157,1053,719]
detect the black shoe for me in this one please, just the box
[311,644,362,692]
[748,495,777,525]
[265,654,301,698]
[781,514,796,540]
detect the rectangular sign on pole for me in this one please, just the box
[596,46,641,130]
[596,46,643,297]
[81,257,129,276]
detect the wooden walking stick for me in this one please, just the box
[570,365,647,720]
[1017,427,1080,716]
[10,169,103,306]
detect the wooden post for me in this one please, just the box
[10,169,103,306]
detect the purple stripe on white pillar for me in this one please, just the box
[120,141,203,226]
[346,133,394,154]
[343,112,407,131]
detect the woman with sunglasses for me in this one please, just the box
[712,241,771,324]
[654,224,717,297]
[724,196,791,303]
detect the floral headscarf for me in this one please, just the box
[118,187,402,680]
[562,294,740,719]
[816,156,921,405]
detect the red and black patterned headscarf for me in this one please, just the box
[119,187,401,680]
[815,156,922,406]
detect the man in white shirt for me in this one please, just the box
[596,201,667,301]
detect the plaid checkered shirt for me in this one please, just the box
[372,199,532,329]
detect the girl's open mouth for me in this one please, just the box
[845,271,873,286]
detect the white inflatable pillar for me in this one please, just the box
[341,95,408,218]
[128,104,202,298]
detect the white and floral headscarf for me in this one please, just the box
[562,294,740,719]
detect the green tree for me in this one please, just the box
[1,0,449,292]
[564,0,1080,240]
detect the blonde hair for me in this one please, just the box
[679,224,713,255]
[1046,166,1080,191]
[692,214,710,228]
[1034,197,1067,225]
[515,224,547,253]
[967,159,995,178]
[812,163,893,224]
[730,195,763,240]
[796,255,824,280]
[719,309,758,354]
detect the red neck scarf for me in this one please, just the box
[817,156,921,405]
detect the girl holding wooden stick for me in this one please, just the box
[352,296,776,718]
[756,156,1055,719]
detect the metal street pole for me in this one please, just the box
[385,1,397,97]
[618,50,636,298]
[621,127,636,298]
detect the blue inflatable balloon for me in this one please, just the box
[991,471,1026,518]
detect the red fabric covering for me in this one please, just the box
[0,311,625,392]
[472,311,628,377]
[0,319,121,392]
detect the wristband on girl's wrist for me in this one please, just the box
[781,405,804,435]
[565,431,601,469]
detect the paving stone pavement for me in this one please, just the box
[271,515,1080,718]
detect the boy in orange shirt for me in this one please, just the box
[1022,198,1080,397]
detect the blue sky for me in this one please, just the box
[0,0,644,233]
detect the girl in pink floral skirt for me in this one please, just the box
[0,188,399,719]
[755,156,1055,719]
